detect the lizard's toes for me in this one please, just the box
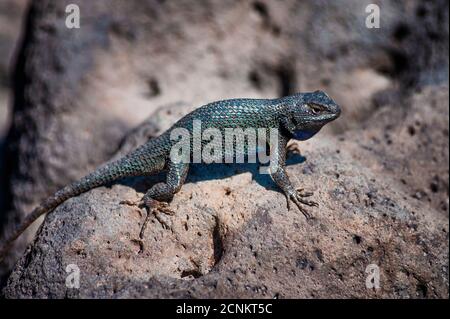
[296,187,314,197]
[145,199,175,216]
[120,199,136,206]
[298,197,319,207]
[287,141,302,155]
[289,195,313,219]
[130,238,145,252]
[292,197,312,219]
[159,201,170,208]
[120,199,144,207]
[156,205,175,216]
[308,200,319,207]
[153,212,173,230]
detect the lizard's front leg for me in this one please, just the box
[269,133,318,219]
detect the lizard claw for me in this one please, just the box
[296,187,314,197]
[138,198,176,245]
[120,198,145,217]
[290,197,312,219]
[285,188,318,219]
[143,198,175,233]
[144,199,175,216]
[120,198,174,215]
[121,197,175,242]
[287,140,302,155]
[120,199,144,207]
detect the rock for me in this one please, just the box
[0,0,29,281]
[3,85,448,298]
[1,0,448,296]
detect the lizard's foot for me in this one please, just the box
[285,189,318,219]
[120,198,144,208]
[287,140,302,155]
[120,198,174,216]
[120,198,145,217]
[140,198,175,234]
[143,198,175,216]
[121,197,175,246]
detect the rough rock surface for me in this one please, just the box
[4,85,449,298]
[1,0,449,297]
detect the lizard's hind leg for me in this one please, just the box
[123,162,189,238]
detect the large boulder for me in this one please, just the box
[3,86,448,298]
[1,0,448,296]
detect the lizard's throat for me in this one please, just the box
[292,128,321,141]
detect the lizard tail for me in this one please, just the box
[0,156,140,260]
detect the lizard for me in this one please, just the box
[0,90,340,258]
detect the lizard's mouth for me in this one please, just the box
[322,112,340,122]
[310,110,341,125]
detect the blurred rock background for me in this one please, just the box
[0,0,29,287]
[0,0,28,140]
[0,0,448,298]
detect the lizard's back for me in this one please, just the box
[158,98,284,163]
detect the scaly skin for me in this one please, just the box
[0,90,340,257]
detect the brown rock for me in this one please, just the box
[1,0,448,297]
[3,86,448,298]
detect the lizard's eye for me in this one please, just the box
[308,104,323,115]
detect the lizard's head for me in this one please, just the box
[281,90,341,141]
